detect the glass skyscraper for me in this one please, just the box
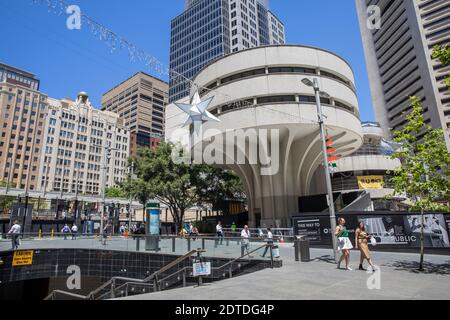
[169,0,285,102]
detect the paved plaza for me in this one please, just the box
[0,236,270,259]
[117,245,450,300]
[1,236,450,300]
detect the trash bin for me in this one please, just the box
[299,237,310,262]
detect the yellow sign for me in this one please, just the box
[357,176,384,190]
[12,250,34,267]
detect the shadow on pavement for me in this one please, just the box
[312,255,336,264]
[383,260,450,275]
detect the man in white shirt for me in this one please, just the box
[8,220,21,250]
[241,225,252,257]
[216,221,224,246]
[71,224,78,240]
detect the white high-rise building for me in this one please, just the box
[267,11,285,45]
[355,0,450,150]
[38,92,130,196]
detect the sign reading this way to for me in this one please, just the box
[12,250,34,267]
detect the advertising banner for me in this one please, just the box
[293,212,450,250]
[357,176,384,190]
[293,218,327,243]
[146,202,160,235]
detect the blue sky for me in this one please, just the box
[0,0,375,121]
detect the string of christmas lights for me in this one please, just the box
[30,0,321,125]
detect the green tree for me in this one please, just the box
[389,97,450,271]
[105,186,127,199]
[432,44,450,87]
[135,142,244,229]
[121,177,153,221]
[194,166,246,210]
[0,180,10,188]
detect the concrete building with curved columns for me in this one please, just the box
[329,122,402,210]
[166,45,364,227]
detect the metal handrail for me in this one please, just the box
[44,249,202,300]
[98,282,154,300]
[217,243,270,271]
[156,243,272,287]
[45,242,277,300]
[158,266,192,284]
[47,290,90,300]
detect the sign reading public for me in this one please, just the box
[12,250,34,267]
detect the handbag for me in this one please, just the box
[370,237,377,246]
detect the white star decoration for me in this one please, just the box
[175,91,220,127]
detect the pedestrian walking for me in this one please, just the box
[335,218,353,270]
[71,224,78,240]
[61,224,71,240]
[119,224,125,235]
[241,225,253,257]
[188,222,194,236]
[231,222,237,235]
[355,222,376,272]
[216,221,224,246]
[260,227,274,258]
[191,225,199,241]
[102,222,109,245]
[8,220,21,250]
[258,228,264,239]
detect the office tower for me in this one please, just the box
[0,63,40,91]
[356,0,450,150]
[39,92,130,196]
[170,0,286,102]
[102,72,169,157]
[267,11,285,45]
[0,65,48,191]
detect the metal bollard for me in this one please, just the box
[136,237,140,251]
[294,238,299,262]
[187,237,191,251]
[226,238,229,246]
[300,237,311,262]
[172,237,176,252]
[202,238,205,250]
[270,245,274,269]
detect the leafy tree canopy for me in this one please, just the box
[389,97,450,212]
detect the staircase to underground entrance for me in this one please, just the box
[44,243,280,300]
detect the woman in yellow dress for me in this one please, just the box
[355,221,376,272]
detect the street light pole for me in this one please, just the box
[100,146,108,242]
[303,78,339,263]
[128,161,135,230]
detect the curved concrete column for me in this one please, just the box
[166,45,364,227]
